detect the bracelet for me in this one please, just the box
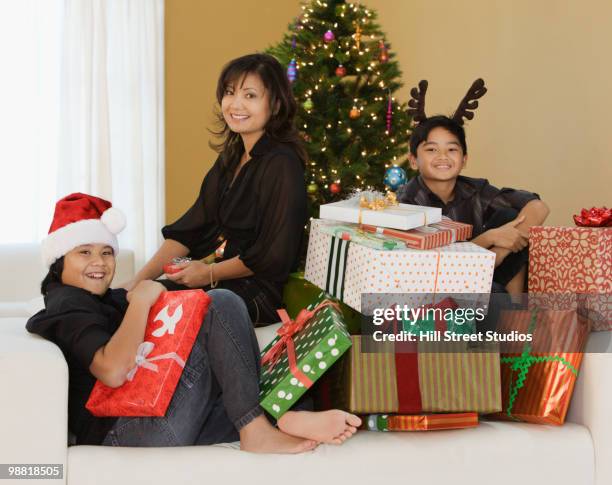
[209,263,218,289]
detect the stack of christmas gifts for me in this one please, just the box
[305,218,496,313]
[492,307,590,424]
[528,215,612,331]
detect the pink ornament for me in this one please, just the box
[386,93,392,132]
[324,30,335,43]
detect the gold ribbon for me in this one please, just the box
[357,191,428,226]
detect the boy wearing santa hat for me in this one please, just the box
[27,193,360,450]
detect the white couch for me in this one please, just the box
[0,244,610,485]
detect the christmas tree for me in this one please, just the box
[267,0,415,219]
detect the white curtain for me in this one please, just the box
[59,0,165,269]
[0,0,63,243]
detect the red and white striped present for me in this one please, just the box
[364,412,479,431]
[360,218,472,250]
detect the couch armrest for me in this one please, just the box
[566,331,612,485]
[0,319,68,485]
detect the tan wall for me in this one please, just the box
[165,0,302,223]
[166,0,611,226]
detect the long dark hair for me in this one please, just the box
[209,53,307,169]
[41,256,64,296]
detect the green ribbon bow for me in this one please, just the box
[500,310,579,419]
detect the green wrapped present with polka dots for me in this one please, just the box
[259,291,352,418]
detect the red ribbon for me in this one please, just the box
[261,301,340,388]
[573,207,612,227]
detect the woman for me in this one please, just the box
[124,54,307,325]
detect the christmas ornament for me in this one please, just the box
[386,91,393,132]
[324,30,335,43]
[383,166,407,191]
[287,58,297,83]
[354,24,362,50]
[330,183,341,194]
[349,107,361,119]
[378,40,389,63]
[335,65,347,77]
[303,98,313,110]
[307,183,319,194]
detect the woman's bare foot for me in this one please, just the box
[277,410,362,445]
[240,415,318,454]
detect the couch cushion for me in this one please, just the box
[67,421,593,485]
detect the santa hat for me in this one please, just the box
[41,193,126,267]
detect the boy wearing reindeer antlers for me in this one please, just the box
[397,80,549,294]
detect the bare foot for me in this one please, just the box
[240,415,318,454]
[277,410,362,445]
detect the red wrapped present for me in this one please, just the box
[360,218,472,250]
[86,290,210,417]
[364,412,479,431]
[491,309,589,425]
[163,257,192,275]
[529,226,612,330]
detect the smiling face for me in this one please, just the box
[221,72,272,141]
[409,126,467,182]
[61,244,116,295]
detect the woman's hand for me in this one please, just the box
[165,260,211,288]
[127,280,165,306]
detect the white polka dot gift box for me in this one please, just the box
[304,219,496,313]
[259,292,351,419]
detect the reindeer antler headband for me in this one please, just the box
[407,78,488,126]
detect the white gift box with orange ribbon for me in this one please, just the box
[319,197,442,230]
[305,219,496,313]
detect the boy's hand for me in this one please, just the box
[488,216,529,252]
[127,280,165,306]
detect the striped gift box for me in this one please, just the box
[361,218,473,250]
[365,412,479,431]
[332,336,501,414]
[492,309,589,425]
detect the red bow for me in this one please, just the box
[573,207,612,227]
[261,301,340,388]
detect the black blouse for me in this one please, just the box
[162,134,307,304]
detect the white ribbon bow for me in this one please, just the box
[125,341,186,382]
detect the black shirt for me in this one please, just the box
[396,175,540,237]
[162,134,307,305]
[26,283,128,445]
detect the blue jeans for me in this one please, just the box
[102,289,264,446]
